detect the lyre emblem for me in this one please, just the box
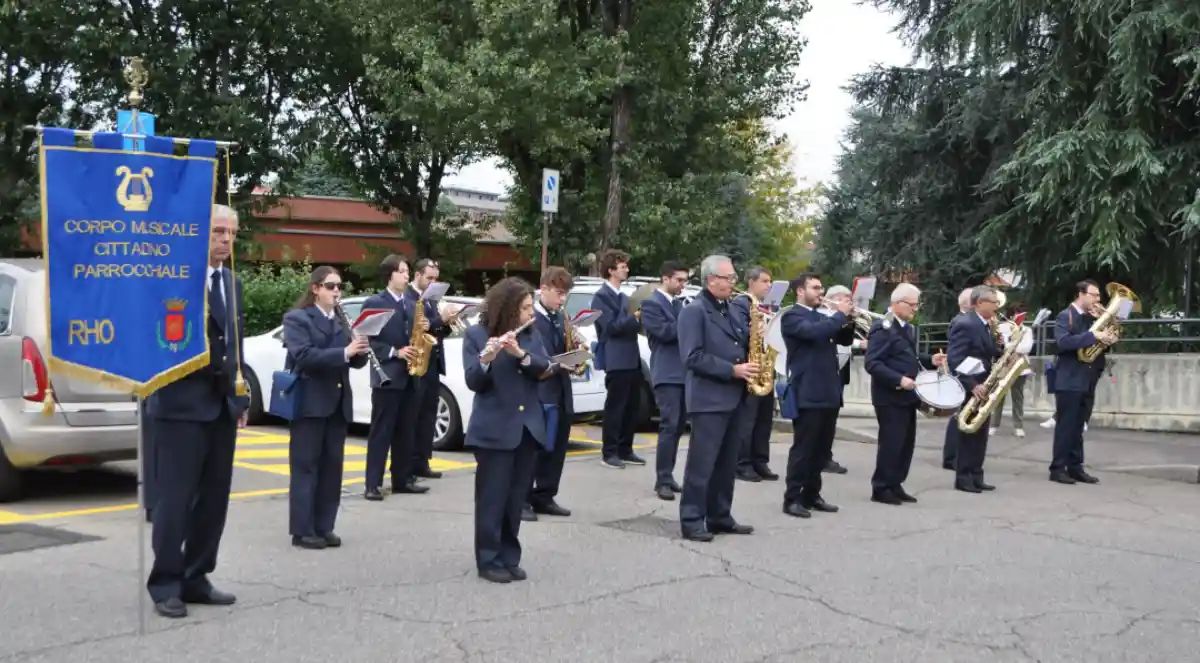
[115,165,154,212]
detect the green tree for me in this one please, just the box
[290,152,360,198]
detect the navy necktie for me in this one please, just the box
[209,269,226,331]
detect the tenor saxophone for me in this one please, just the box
[957,321,1029,433]
[407,297,438,377]
[734,290,777,397]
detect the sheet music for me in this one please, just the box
[352,309,395,337]
[1116,299,1135,320]
[852,276,877,310]
[955,357,984,376]
[762,280,789,307]
[552,348,591,369]
[571,309,602,327]
[421,281,450,301]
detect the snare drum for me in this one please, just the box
[914,369,965,417]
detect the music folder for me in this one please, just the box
[571,309,602,327]
[351,308,394,337]
[552,348,590,369]
[421,281,451,301]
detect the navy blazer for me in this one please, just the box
[462,323,550,450]
[1052,305,1105,393]
[947,312,1003,394]
[677,293,749,414]
[403,285,447,375]
[282,306,367,420]
[363,290,416,390]
[640,289,685,386]
[781,306,855,409]
[532,307,575,418]
[591,284,641,371]
[864,318,935,407]
[147,269,249,422]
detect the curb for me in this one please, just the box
[1100,464,1200,485]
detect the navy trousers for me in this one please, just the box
[474,432,539,571]
[364,386,419,490]
[288,410,347,537]
[679,409,741,536]
[653,384,686,487]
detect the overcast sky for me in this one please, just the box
[443,1,911,195]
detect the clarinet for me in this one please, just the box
[335,302,391,386]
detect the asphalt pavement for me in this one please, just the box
[1,421,1198,662]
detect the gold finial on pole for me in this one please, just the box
[124,57,149,109]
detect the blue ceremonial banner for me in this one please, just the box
[39,127,218,395]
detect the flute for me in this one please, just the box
[335,302,391,386]
[479,317,537,359]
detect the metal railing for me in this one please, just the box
[914,318,1200,356]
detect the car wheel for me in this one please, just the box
[432,385,463,451]
[635,380,655,431]
[244,367,266,425]
[0,444,24,503]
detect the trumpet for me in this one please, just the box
[479,317,537,359]
[334,302,390,386]
[821,297,884,338]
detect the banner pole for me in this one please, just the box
[136,395,146,636]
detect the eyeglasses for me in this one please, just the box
[320,282,343,291]
[899,300,920,308]
[713,274,738,282]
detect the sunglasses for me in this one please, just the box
[319,282,343,291]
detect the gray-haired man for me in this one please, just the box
[947,286,1004,493]
[942,287,975,470]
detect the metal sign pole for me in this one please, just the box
[136,396,147,635]
[540,213,551,275]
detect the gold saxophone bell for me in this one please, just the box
[957,322,1029,433]
[731,289,777,397]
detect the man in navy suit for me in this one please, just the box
[1048,279,1113,485]
[405,258,453,484]
[145,204,249,619]
[362,255,429,499]
[942,287,974,470]
[641,260,690,500]
[591,249,646,469]
[948,285,1004,493]
[524,266,577,520]
[676,255,758,541]
[824,284,859,476]
[779,273,855,518]
[731,266,780,483]
[864,284,947,505]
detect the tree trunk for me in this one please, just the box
[600,0,633,259]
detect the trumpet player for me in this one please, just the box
[282,266,370,549]
[948,286,1004,493]
[733,266,780,483]
[523,267,578,520]
[642,260,690,501]
[942,287,974,470]
[823,285,859,476]
[1048,280,1112,485]
[362,255,428,500]
[780,273,855,519]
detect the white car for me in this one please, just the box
[242,294,607,450]
[564,277,701,427]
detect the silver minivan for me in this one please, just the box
[0,259,138,501]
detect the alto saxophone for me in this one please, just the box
[407,296,438,377]
[957,320,1028,433]
[735,290,777,397]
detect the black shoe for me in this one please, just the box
[1068,469,1100,484]
[667,479,682,493]
[1049,471,1077,485]
[414,466,443,479]
[823,460,848,474]
[322,533,342,548]
[782,502,812,518]
[393,478,430,494]
[619,452,646,465]
[894,487,918,503]
[943,461,955,470]
[710,522,754,535]
[506,566,527,581]
[292,535,328,550]
[755,465,779,481]
[736,468,762,482]
[655,485,675,501]
[871,490,903,505]
[521,504,538,522]
[364,487,384,501]
[804,498,839,513]
[154,597,187,619]
[955,481,982,493]
[478,567,513,584]
[601,456,625,469]
[182,587,237,605]
[532,501,571,517]
[682,530,715,542]
[975,481,996,492]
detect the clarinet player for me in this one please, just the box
[282,266,370,549]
